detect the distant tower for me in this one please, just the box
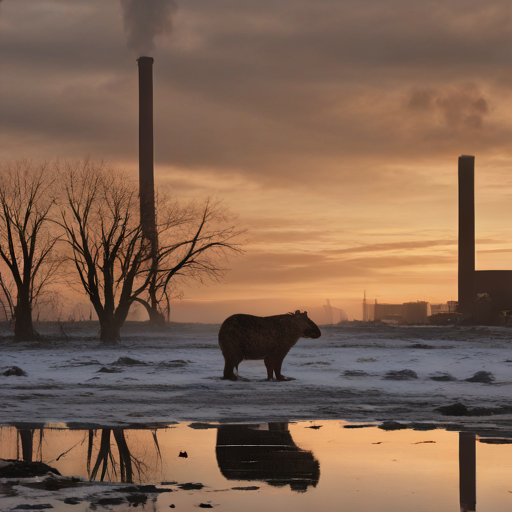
[458,155,475,315]
[363,290,367,322]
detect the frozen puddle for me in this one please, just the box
[1,420,512,511]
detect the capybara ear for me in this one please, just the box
[295,310,301,316]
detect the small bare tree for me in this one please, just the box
[0,270,15,322]
[136,196,246,324]
[0,161,60,340]
[58,160,152,342]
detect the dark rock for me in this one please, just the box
[429,373,457,382]
[232,486,260,490]
[466,371,495,383]
[96,367,123,373]
[379,421,408,431]
[0,460,60,478]
[383,370,418,380]
[2,366,27,377]
[178,482,204,490]
[479,438,512,444]
[199,504,213,509]
[436,403,469,416]
[63,498,82,505]
[409,343,434,349]
[179,451,188,458]
[170,506,176,509]
[112,357,147,366]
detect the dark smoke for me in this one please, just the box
[120,0,175,54]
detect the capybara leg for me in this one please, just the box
[274,354,295,381]
[264,355,275,380]
[223,358,238,381]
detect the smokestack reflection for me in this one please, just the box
[459,432,476,512]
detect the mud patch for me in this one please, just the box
[466,371,495,383]
[2,366,27,377]
[383,370,418,380]
[429,372,457,382]
[96,367,123,373]
[113,357,147,366]
[343,370,371,377]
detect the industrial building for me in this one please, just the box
[362,294,431,324]
[458,156,512,324]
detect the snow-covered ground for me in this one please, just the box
[1,322,512,432]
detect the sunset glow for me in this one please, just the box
[2,0,512,321]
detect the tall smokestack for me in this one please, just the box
[458,155,475,315]
[137,56,157,243]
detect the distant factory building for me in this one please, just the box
[362,294,431,324]
[458,156,512,324]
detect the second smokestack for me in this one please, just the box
[458,155,475,315]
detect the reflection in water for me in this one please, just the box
[87,428,161,483]
[215,423,320,492]
[15,427,44,463]
[459,432,476,512]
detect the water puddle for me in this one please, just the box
[1,420,512,511]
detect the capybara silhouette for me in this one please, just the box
[218,310,321,381]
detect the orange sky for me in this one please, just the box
[2,0,512,321]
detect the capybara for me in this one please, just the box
[218,310,321,381]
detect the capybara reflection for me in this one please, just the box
[215,423,320,492]
[218,310,321,381]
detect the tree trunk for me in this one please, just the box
[133,297,166,325]
[99,315,121,343]
[14,288,37,341]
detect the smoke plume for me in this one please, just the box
[407,84,489,130]
[120,0,175,54]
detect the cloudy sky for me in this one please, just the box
[2,0,512,321]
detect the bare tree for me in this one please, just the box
[0,161,60,341]
[136,196,246,324]
[58,160,152,342]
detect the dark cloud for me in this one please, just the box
[120,0,175,54]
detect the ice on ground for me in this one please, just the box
[1,322,512,431]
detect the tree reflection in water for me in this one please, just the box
[87,428,161,483]
[215,423,320,492]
